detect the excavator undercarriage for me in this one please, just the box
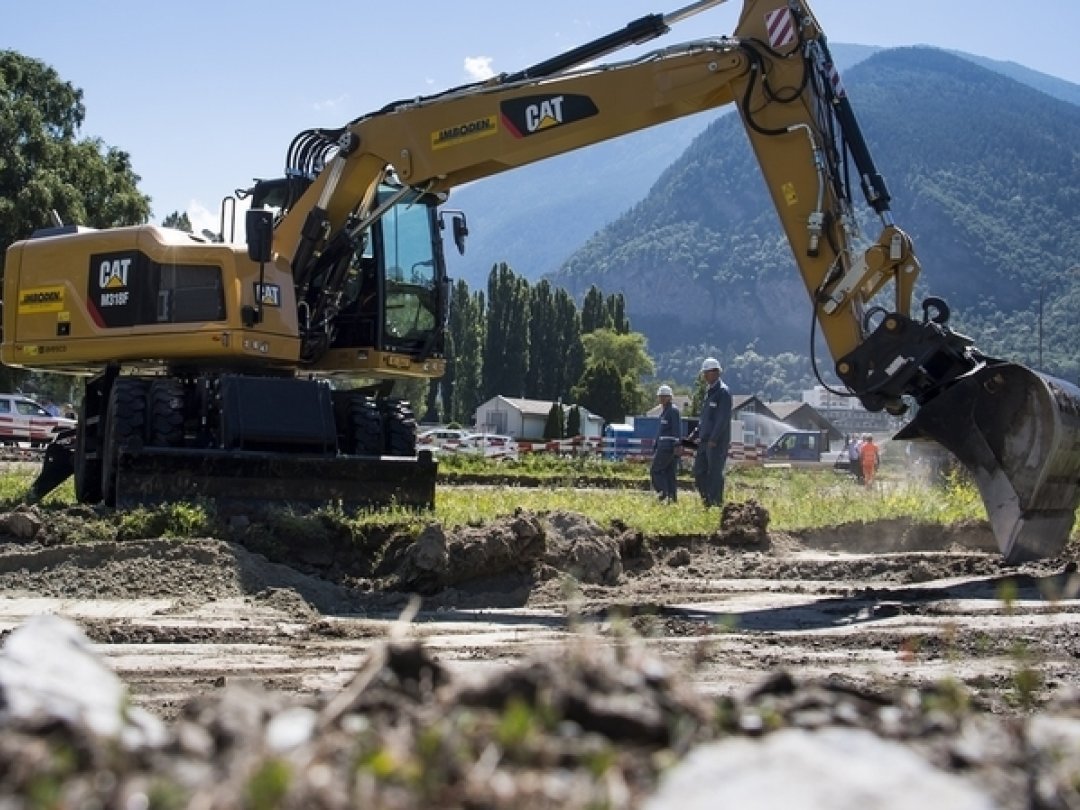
[30,370,436,512]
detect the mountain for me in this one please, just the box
[546,47,1080,382]
[444,44,876,289]
[946,52,1080,107]
[442,44,1077,293]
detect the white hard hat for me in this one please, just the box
[700,357,722,373]
[657,384,673,397]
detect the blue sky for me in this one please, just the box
[5,0,1079,235]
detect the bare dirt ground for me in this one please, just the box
[1,497,1080,807]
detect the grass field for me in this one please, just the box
[0,452,995,542]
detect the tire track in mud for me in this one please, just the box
[0,508,1077,719]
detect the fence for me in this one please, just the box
[465,436,765,464]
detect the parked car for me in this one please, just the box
[0,394,77,448]
[764,430,829,462]
[417,428,473,449]
[466,434,519,459]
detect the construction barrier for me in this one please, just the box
[455,436,765,464]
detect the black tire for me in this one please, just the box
[382,399,417,457]
[101,378,149,507]
[147,379,186,447]
[343,393,383,455]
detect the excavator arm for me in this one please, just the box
[266,0,1079,561]
[273,0,933,394]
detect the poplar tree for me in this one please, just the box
[444,281,484,424]
[483,262,529,399]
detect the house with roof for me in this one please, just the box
[642,392,779,447]
[645,393,776,422]
[472,396,604,440]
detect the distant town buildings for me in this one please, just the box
[799,385,904,435]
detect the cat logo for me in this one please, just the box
[525,96,566,132]
[500,93,598,138]
[254,283,281,307]
[99,257,131,289]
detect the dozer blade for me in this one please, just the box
[897,362,1080,563]
[113,448,437,512]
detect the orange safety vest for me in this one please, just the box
[860,442,879,471]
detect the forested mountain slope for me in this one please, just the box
[443,44,877,288]
[550,47,1080,379]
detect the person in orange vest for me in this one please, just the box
[859,433,880,487]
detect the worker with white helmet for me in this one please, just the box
[689,357,733,508]
[650,384,682,502]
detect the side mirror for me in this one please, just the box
[246,209,274,263]
[452,213,468,256]
[438,209,469,256]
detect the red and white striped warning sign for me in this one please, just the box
[765,7,797,49]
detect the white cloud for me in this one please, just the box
[464,55,495,80]
[187,197,251,243]
[313,93,349,112]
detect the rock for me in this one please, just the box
[0,507,43,541]
[0,615,166,749]
[645,727,996,810]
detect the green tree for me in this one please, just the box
[580,285,609,334]
[578,329,655,419]
[580,329,655,380]
[572,360,625,423]
[543,402,565,440]
[444,281,484,424]
[1,50,150,390]
[566,405,582,437]
[161,211,192,232]
[483,263,529,399]
[526,280,557,398]
[552,288,584,402]
[606,292,630,334]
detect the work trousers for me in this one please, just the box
[650,442,679,501]
[693,442,728,507]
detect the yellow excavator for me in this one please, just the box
[4,0,1079,561]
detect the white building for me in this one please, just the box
[472,396,604,441]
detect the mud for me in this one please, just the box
[1,499,1079,807]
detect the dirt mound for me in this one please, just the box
[718,498,770,548]
[0,536,359,615]
[0,503,1025,615]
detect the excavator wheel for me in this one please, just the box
[147,379,186,448]
[341,393,383,455]
[382,399,417,456]
[101,379,149,507]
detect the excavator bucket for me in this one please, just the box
[112,448,437,512]
[897,363,1080,563]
